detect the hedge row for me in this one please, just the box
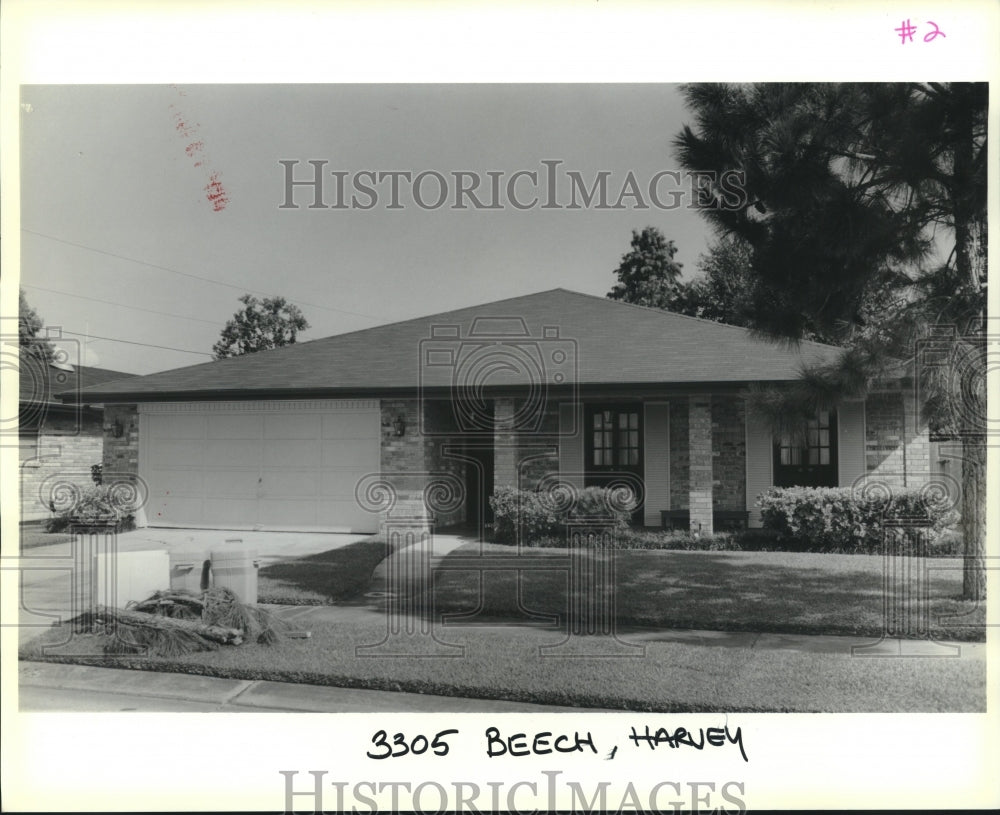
[488,485,961,556]
[757,486,958,554]
[489,485,631,544]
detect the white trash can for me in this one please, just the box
[169,549,210,592]
[210,546,259,603]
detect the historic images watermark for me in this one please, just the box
[278,160,747,211]
[279,769,748,813]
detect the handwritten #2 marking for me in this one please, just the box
[895,19,946,44]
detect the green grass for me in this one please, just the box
[427,543,986,641]
[17,525,73,551]
[19,611,985,712]
[257,538,395,604]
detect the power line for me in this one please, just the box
[56,329,214,357]
[21,284,222,326]
[20,228,379,321]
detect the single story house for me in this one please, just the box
[59,289,937,535]
[20,357,135,521]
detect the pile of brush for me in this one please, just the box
[72,587,286,657]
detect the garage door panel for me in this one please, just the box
[204,469,262,496]
[205,440,262,467]
[259,499,319,527]
[206,498,259,525]
[150,496,205,525]
[320,469,367,497]
[321,438,376,466]
[143,402,379,532]
[265,413,321,440]
[322,413,378,439]
[207,414,262,439]
[156,440,207,467]
[317,500,375,532]
[263,439,320,468]
[148,469,204,497]
[262,470,321,498]
[149,415,205,440]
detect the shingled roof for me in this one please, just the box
[21,359,135,406]
[60,289,842,402]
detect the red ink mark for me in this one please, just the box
[205,172,229,211]
[171,86,229,212]
[923,20,945,41]
[895,18,917,43]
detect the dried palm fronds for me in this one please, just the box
[67,587,287,657]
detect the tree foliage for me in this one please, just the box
[607,227,684,308]
[212,294,310,359]
[674,82,988,599]
[18,289,56,362]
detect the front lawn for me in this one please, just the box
[257,538,395,604]
[18,611,986,712]
[18,524,72,551]
[427,543,985,641]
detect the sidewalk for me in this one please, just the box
[17,661,608,713]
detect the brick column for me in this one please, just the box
[688,395,714,535]
[493,397,518,488]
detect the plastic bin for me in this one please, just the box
[94,550,170,609]
[169,550,210,592]
[210,545,260,603]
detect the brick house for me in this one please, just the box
[20,358,135,521]
[60,290,937,535]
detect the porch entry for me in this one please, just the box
[584,404,644,524]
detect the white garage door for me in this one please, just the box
[139,400,380,532]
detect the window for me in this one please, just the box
[773,410,838,487]
[588,406,641,470]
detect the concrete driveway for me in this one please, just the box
[12,527,370,645]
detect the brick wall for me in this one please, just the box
[688,395,714,534]
[669,397,689,510]
[379,398,431,523]
[20,410,104,521]
[422,400,467,527]
[514,399,559,490]
[865,392,907,487]
[865,389,931,488]
[101,404,139,478]
[712,394,746,510]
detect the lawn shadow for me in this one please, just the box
[430,546,985,641]
[258,538,397,604]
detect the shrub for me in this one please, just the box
[757,486,957,554]
[614,529,743,551]
[45,484,136,533]
[489,485,630,545]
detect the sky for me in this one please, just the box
[19,83,715,375]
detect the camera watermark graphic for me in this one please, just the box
[418,318,577,437]
[2,331,81,442]
[848,475,975,657]
[5,473,150,656]
[915,319,998,441]
[278,159,748,212]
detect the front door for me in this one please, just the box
[584,404,644,524]
[773,409,839,487]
